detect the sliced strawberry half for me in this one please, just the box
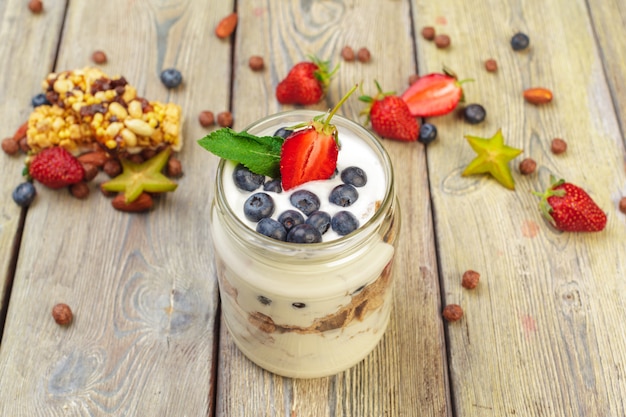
[400,71,469,117]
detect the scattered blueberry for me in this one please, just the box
[277,210,305,232]
[340,166,367,187]
[160,68,183,89]
[257,295,272,305]
[510,32,530,51]
[463,104,486,124]
[31,93,50,107]
[329,184,359,207]
[273,127,293,139]
[256,218,287,241]
[243,192,274,222]
[305,211,331,234]
[286,223,322,243]
[263,179,282,193]
[233,163,265,191]
[289,190,320,215]
[331,211,359,236]
[12,182,36,207]
[292,302,306,309]
[418,123,438,144]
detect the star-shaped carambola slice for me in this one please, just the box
[102,147,177,203]
[462,129,523,190]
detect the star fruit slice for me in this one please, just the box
[102,147,177,203]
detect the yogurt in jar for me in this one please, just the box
[209,110,400,378]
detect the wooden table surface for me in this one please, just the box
[1,0,625,416]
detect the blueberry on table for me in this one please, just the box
[160,68,183,89]
[263,178,282,193]
[289,190,320,215]
[256,218,287,241]
[331,211,359,236]
[273,127,293,139]
[329,184,359,207]
[277,210,305,232]
[418,123,438,144]
[510,32,530,51]
[12,182,36,207]
[31,93,50,107]
[286,224,322,244]
[244,192,274,222]
[463,104,486,124]
[233,163,265,191]
[340,166,367,187]
[306,211,331,234]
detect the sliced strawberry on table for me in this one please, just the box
[533,177,607,232]
[400,69,469,117]
[28,146,85,189]
[359,81,419,142]
[280,85,357,190]
[276,56,337,105]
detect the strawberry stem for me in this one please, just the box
[323,84,358,130]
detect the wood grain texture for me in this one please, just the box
[412,0,626,415]
[0,0,232,415]
[216,1,450,416]
[0,0,67,335]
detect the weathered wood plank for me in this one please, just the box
[412,0,626,415]
[0,0,232,415]
[216,1,449,416]
[0,0,67,336]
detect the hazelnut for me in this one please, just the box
[128,154,144,165]
[167,157,183,178]
[52,303,73,325]
[519,158,537,175]
[28,0,43,14]
[408,74,419,85]
[434,34,451,49]
[357,47,371,63]
[81,162,99,181]
[442,304,463,322]
[485,59,498,72]
[341,46,355,62]
[2,138,20,155]
[69,182,90,199]
[198,110,215,127]
[217,111,233,128]
[461,270,480,289]
[421,26,436,40]
[18,137,30,153]
[91,50,107,64]
[248,55,265,71]
[103,159,122,177]
[551,138,567,154]
[141,148,157,160]
[619,197,626,214]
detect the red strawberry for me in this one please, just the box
[400,70,469,117]
[280,85,357,190]
[534,177,607,232]
[359,81,419,142]
[28,146,85,189]
[276,57,336,105]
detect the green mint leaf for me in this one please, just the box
[197,128,284,178]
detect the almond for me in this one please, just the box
[78,151,109,167]
[215,12,238,39]
[523,87,553,104]
[12,122,28,141]
[112,192,153,212]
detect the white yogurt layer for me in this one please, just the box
[221,124,387,241]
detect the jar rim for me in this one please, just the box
[214,110,395,256]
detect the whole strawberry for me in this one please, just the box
[534,177,607,232]
[28,146,85,189]
[401,69,469,117]
[276,57,336,105]
[360,81,419,142]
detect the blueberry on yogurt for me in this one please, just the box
[329,184,359,207]
[289,190,320,215]
[340,166,367,187]
[244,192,274,222]
[331,211,359,236]
[277,210,305,232]
[233,163,265,191]
[263,179,282,193]
[256,218,287,241]
[305,211,331,234]
[273,127,293,139]
[286,223,322,243]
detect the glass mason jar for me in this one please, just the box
[210,110,400,378]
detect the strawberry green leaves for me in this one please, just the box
[197,128,284,178]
